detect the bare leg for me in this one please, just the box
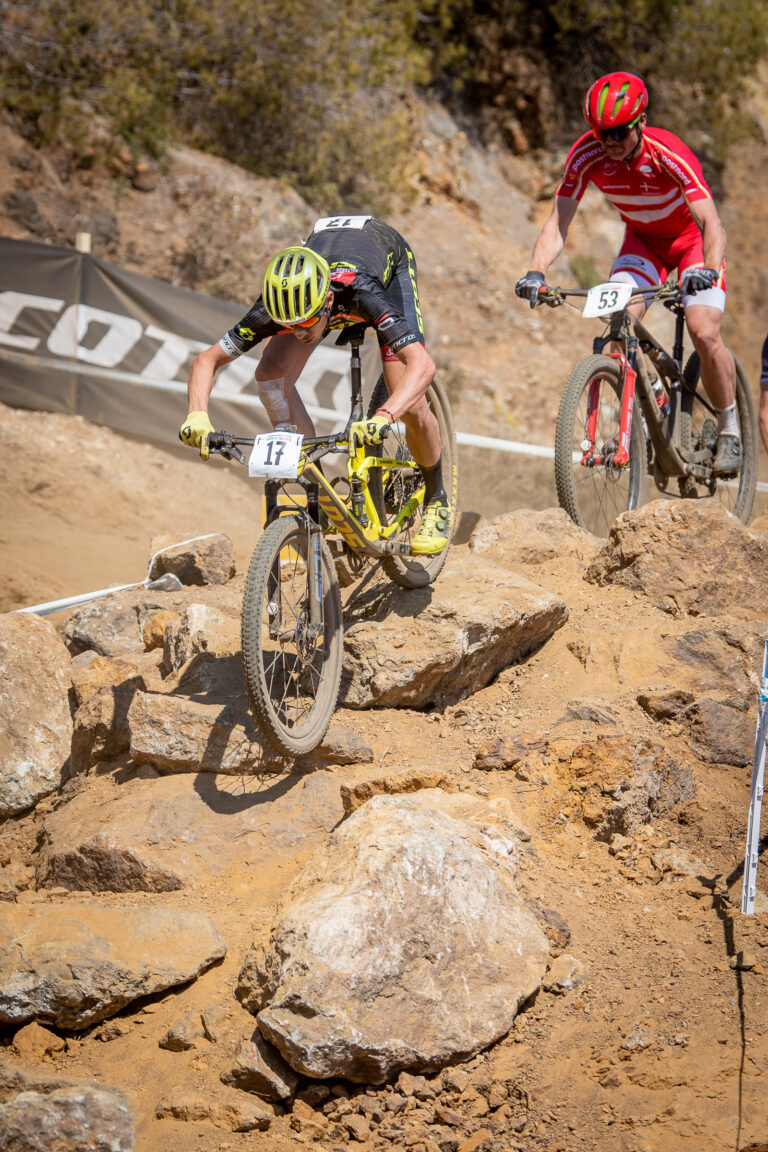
[255,334,317,436]
[684,304,736,410]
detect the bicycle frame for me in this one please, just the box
[259,335,424,559]
[581,286,715,482]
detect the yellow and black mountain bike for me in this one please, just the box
[208,333,458,757]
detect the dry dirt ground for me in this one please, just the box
[1,404,767,1152]
[2,98,768,1152]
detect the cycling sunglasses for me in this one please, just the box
[598,116,642,143]
[285,297,332,330]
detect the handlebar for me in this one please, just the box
[206,422,390,465]
[535,281,683,310]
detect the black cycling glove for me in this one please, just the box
[680,267,718,295]
[515,270,547,309]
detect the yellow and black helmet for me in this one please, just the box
[262,246,331,324]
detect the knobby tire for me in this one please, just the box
[554,354,646,537]
[241,515,343,757]
[679,351,757,524]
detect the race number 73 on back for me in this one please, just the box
[248,431,304,478]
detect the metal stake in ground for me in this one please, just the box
[742,639,768,915]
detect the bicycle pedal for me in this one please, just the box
[385,541,412,556]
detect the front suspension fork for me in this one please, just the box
[581,345,637,469]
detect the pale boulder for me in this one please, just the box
[149,531,236,586]
[250,791,550,1082]
[0,612,72,818]
[0,1085,134,1151]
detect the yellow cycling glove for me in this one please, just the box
[179,411,215,460]
[349,413,391,454]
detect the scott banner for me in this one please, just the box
[0,236,373,447]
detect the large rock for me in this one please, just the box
[128,690,371,774]
[64,591,173,657]
[0,613,72,818]
[71,680,146,771]
[469,508,600,564]
[149,531,236,586]
[247,791,550,1083]
[340,554,567,709]
[36,771,344,892]
[0,1085,134,1151]
[586,500,768,618]
[0,904,225,1028]
[162,603,240,673]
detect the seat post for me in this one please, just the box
[349,338,364,423]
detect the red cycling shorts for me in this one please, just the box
[610,221,726,310]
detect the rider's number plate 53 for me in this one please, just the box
[248,432,304,479]
[583,282,633,318]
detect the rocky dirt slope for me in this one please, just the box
[2,93,768,1152]
[1,405,768,1152]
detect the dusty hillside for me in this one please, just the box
[1,97,768,1152]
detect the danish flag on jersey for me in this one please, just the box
[557,126,713,240]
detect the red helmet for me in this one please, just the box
[583,72,648,136]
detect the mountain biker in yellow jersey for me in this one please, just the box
[515,71,741,477]
[179,215,450,556]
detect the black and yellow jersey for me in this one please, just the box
[219,216,424,359]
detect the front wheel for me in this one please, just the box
[367,373,459,588]
[554,354,647,537]
[241,515,343,757]
[678,351,757,523]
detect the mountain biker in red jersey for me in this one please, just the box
[515,71,741,477]
[179,215,451,556]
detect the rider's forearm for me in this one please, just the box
[187,344,233,412]
[381,348,436,421]
[702,219,726,273]
[529,233,563,275]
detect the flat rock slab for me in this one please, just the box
[0,903,226,1028]
[340,554,567,709]
[586,500,768,619]
[128,689,372,773]
[0,612,73,818]
[0,1084,134,1151]
[36,771,344,892]
[250,790,550,1083]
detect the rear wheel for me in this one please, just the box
[554,354,646,537]
[241,515,343,757]
[678,351,757,523]
[367,373,459,588]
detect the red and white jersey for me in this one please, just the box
[557,126,713,239]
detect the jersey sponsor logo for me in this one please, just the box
[390,333,418,353]
[237,326,257,341]
[376,314,397,331]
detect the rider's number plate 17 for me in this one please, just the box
[248,432,304,479]
[583,282,633,318]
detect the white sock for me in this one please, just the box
[714,402,739,436]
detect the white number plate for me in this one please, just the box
[248,432,304,479]
[312,215,372,232]
[583,282,633,318]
